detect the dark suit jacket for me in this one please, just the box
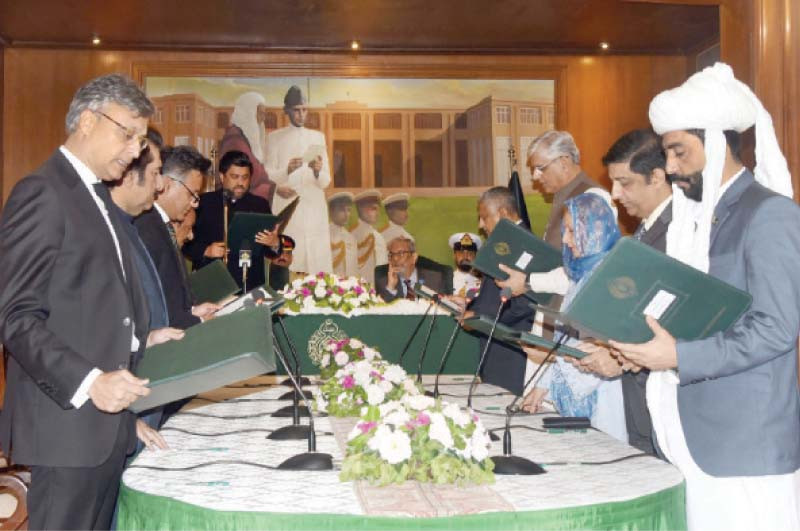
[135,207,200,330]
[468,225,535,396]
[374,256,454,302]
[184,190,272,290]
[621,199,671,455]
[0,149,149,467]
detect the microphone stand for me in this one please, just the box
[272,313,311,418]
[269,335,333,470]
[398,300,434,367]
[275,314,313,400]
[427,289,476,398]
[490,332,566,475]
[467,294,508,410]
[416,292,440,384]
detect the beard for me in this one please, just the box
[669,170,703,202]
[457,261,473,273]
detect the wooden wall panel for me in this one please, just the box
[2,48,687,204]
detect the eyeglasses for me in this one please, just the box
[96,111,148,151]
[167,175,200,205]
[388,250,413,259]
[532,156,562,174]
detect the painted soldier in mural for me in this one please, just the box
[328,192,359,278]
[380,192,414,244]
[350,189,388,284]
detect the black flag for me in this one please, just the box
[508,170,531,230]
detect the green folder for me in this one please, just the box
[215,286,286,317]
[471,218,562,305]
[536,237,753,344]
[189,260,240,305]
[463,315,586,358]
[130,305,275,413]
[228,197,301,250]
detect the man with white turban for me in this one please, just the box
[266,86,333,274]
[219,92,275,204]
[612,63,800,530]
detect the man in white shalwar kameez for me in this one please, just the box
[612,63,800,531]
[266,86,332,274]
[350,189,388,285]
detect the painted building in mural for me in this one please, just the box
[151,94,554,189]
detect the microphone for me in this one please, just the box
[269,334,333,470]
[222,188,234,203]
[467,287,511,410]
[489,332,567,475]
[239,240,252,292]
[428,288,478,398]
[415,281,439,385]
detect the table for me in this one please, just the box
[118,376,686,530]
[274,301,481,375]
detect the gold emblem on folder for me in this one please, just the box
[608,277,637,299]
[494,242,511,256]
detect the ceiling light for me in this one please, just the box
[599,42,610,50]
[91,35,101,45]
[350,40,360,51]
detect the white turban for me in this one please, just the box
[648,62,792,272]
[231,92,267,163]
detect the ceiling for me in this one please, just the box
[0,0,720,55]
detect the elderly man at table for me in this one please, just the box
[0,74,181,530]
[375,237,452,302]
[611,63,800,530]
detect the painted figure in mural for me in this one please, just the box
[265,85,333,275]
[328,191,359,278]
[350,189,388,285]
[448,232,482,297]
[380,192,414,244]
[218,91,275,204]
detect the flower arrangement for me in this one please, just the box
[314,359,421,417]
[340,395,495,486]
[314,337,382,380]
[281,273,382,315]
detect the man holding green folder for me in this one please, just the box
[612,64,800,529]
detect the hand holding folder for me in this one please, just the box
[462,315,586,358]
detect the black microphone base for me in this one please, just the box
[424,389,437,398]
[491,455,546,475]
[277,452,333,471]
[489,431,501,442]
[271,405,310,418]
[278,389,314,400]
[281,376,311,387]
[267,424,311,440]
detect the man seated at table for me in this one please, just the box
[375,236,453,302]
[266,234,296,291]
[449,232,482,297]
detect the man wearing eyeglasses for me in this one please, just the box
[374,237,453,303]
[135,145,218,330]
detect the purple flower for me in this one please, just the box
[356,350,364,359]
[317,271,326,279]
[341,375,355,389]
[358,421,377,434]
[337,287,345,295]
[326,289,333,296]
[354,285,364,295]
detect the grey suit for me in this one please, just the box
[675,171,800,477]
[622,201,671,455]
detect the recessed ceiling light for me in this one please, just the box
[91,35,101,45]
[599,42,610,50]
[351,40,360,50]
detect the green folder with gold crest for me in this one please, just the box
[130,305,275,413]
[535,237,752,343]
[471,218,562,305]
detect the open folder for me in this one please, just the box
[228,197,300,249]
[462,315,586,358]
[189,260,240,306]
[471,218,562,304]
[535,237,753,344]
[130,305,276,413]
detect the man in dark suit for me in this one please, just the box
[135,145,217,330]
[184,150,280,291]
[603,128,672,456]
[464,187,534,396]
[0,74,180,530]
[374,236,453,302]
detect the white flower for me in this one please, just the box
[366,384,386,405]
[315,393,328,412]
[320,354,330,368]
[329,294,342,305]
[351,298,362,308]
[454,439,472,461]
[352,361,373,387]
[470,429,490,461]
[334,351,349,366]
[377,429,412,464]
[291,279,304,289]
[442,402,470,428]
[384,408,411,427]
[358,292,369,303]
[428,413,454,449]
[314,285,326,298]
[383,364,407,384]
[303,274,317,284]
[368,425,392,451]
[326,342,338,352]
[337,393,347,404]
[348,338,363,349]
[404,393,435,411]
[379,400,403,417]
[403,378,420,395]
[362,346,380,362]
[379,379,394,393]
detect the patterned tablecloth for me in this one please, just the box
[119,375,686,530]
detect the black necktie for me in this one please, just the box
[404,279,416,301]
[166,221,190,282]
[633,223,647,241]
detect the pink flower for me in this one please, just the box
[369,289,376,295]
[317,272,326,279]
[308,280,316,287]
[358,421,377,434]
[342,375,355,389]
[337,287,345,295]
[354,285,364,295]
[357,350,365,359]
[301,288,311,296]
[416,412,431,426]
[326,289,333,296]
